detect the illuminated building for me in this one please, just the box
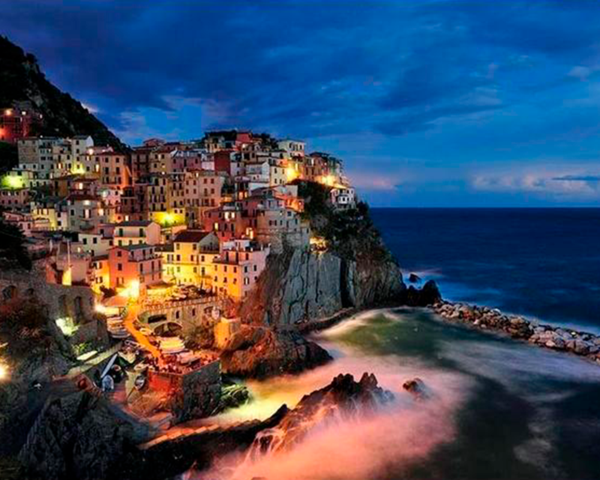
[212,239,270,300]
[108,244,162,296]
[161,230,220,286]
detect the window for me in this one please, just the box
[117,263,123,271]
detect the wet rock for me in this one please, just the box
[19,391,150,480]
[220,326,332,379]
[239,247,406,327]
[402,377,429,400]
[248,372,393,456]
[402,280,442,307]
[408,273,422,283]
[431,301,600,365]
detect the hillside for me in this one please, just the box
[0,35,126,170]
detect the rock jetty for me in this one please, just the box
[432,301,600,362]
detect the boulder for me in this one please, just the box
[19,391,150,480]
[402,280,442,307]
[408,273,422,283]
[402,377,430,400]
[248,372,393,457]
[220,326,332,379]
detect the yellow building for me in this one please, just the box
[212,240,270,301]
[161,230,220,287]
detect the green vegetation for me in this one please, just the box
[0,219,32,270]
[0,142,18,174]
[295,180,393,262]
[0,36,126,150]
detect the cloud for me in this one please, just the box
[472,169,600,199]
[552,175,600,182]
[2,1,600,206]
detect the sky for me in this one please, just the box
[2,0,600,207]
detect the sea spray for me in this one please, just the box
[193,311,472,480]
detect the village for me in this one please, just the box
[0,123,357,424]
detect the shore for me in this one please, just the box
[431,300,600,363]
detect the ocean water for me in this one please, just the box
[371,208,600,332]
[197,208,600,480]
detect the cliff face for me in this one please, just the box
[19,391,149,480]
[240,248,405,326]
[0,36,125,152]
[240,183,406,326]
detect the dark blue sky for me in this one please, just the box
[2,1,600,206]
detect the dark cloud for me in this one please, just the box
[2,1,600,206]
[553,175,600,182]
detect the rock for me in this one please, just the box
[135,406,290,480]
[220,326,332,379]
[239,246,406,327]
[19,391,150,480]
[248,373,393,456]
[402,377,430,400]
[402,280,442,307]
[408,273,422,283]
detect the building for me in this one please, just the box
[161,230,220,286]
[113,220,161,247]
[0,187,31,210]
[108,244,162,295]
[0,106,43,143]
[184,170,227,226]
[95,152,131,189]
[277,139,305,157]
[212,239,269,300]
[330,186,356,210]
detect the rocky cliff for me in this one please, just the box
[19,390,150,480]
[240,183,407,326]
[0,36,126,156]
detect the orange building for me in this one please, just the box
[108,244,162,295]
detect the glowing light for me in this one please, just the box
[319,175,336,187]
[153,211,184,227]
[0,363,9,381]
[71,164,85,175]
[95,304,109,314]
[120,279,140,300]
[286,166,299,182]
[1,175,24,190]
[4,109,12,116]
[310,236,328,251]
[62,267,72,286]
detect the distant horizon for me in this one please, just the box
[2,1,600,207]
[370,205,600,209]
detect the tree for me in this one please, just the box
[0,219,31,270]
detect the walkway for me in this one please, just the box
[123,302,163,363]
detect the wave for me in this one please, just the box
[194,329,474,480]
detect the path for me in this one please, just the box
[123,302,163,363]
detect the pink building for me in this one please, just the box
[108,244,162,294]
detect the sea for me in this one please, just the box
[196,208,600,480]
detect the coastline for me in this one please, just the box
[430,300,600,364]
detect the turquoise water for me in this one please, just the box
[203,308,600,480]
[324,308,600,480]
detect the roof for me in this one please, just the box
[174,230,213,243]
[116,220,154,227]
[113,244,154,251]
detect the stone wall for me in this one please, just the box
[0,266,96,322]
[140,297,221,335]
[147,360,222,422]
